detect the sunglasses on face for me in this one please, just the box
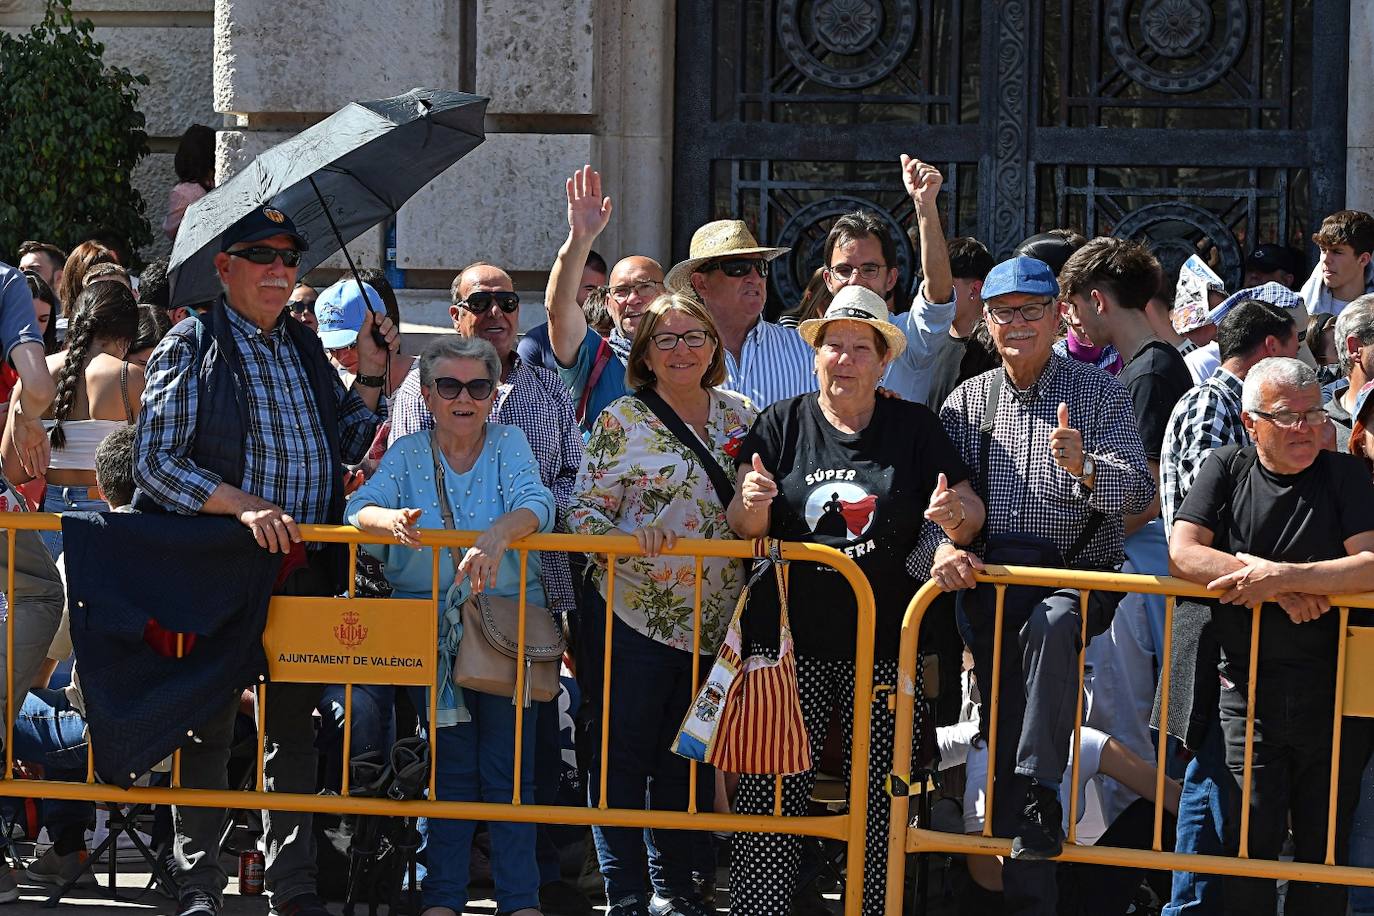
[650,329,711,351]
[457,291,520,314]
[227,247,303,267]
[288,301,315,314]
[701,258,769,279]
[430,377,495,401]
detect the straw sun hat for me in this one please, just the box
[664,219,789,294]
[797,286,907,360]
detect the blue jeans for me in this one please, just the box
[1350,754,1374,913]
[1164,717,1231,915]
[588,616,714,906]
[14,687,92,841]
[316,684,396,791]
[39,486,108,561]
[425,689,539,913]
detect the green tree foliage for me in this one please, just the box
[0,0,151,265]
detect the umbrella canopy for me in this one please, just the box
[169,87,487,307]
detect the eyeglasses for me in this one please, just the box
[650,330,711,351]
[607,280,664,302]
[826,262,886,281]
[700,258,770,279]
[227,247,302,267]
[986,300,1052,325]
[1249,408,1330,429]
[288,301,315,314]
[456,291,520,314]
[431,377,496,401]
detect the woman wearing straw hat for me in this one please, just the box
[725,285,985,916]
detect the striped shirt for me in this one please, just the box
[720,319,817,408]
[133,301,378,522]
[1160,367,1249,529]
[388,352,583,614]
[910,354,1154,575]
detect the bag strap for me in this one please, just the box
[119,361,134,423]
[635,387,736,511]
[428,431,464,580]
[577,339,614,426]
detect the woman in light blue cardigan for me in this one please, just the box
[348,335,554,916]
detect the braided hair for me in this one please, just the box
[50,282,138,450]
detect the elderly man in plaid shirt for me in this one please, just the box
[1157,298,1298,916]
[913,255,1153,916]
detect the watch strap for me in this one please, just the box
[355,372,385,389]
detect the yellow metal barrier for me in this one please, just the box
[0,515,878,916]
[885,565,1374,914]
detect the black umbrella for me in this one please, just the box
[168,87,488,308]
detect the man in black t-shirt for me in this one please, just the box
[1058,238,1194,817]
[1171,356,1374,915]
[923,236,996,411]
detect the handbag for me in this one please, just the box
[429,432,567,706]
[674,540,812,775]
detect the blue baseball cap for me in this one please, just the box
[981,256,1060,301]
[315,278,383,350]
[219,205,309,252]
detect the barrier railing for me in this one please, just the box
[0,516,878,916]
[885,565,1374,915]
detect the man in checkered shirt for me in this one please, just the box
[1157,299,1298,916]
[912,255,1153,914]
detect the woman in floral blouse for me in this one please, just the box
[569,291,756,916]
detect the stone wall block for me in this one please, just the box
[133,150,176,261]
[477,0,594,115]
[395,133,593,272]
[94,25,215,137]
[214,0,461,115]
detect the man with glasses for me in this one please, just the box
[1171,356,1374,914]
[913,255,1153,915]
[132,205,398,916]
[544,166,666,434]
[286,282,318,332]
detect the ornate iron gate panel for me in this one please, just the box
[672,0,1350,299]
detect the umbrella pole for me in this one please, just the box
[308,177,391,395]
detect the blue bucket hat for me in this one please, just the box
[981,256,1060,301]
[315,278,383,350]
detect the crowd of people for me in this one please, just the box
[0,152,1372,916]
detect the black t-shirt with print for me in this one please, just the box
[1117,339,1194,461]
[1175,445,1374,677]
[738,393,969,661]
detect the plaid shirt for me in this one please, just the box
[910,353,1154,575]
[134,302,378,522]
[389,353,583,614]
[1160,367,1249,529]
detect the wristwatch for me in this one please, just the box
[354,372,385,389]
[1075,454,1096,485]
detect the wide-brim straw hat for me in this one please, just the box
[664,219,790,294]
[797,286,907,360]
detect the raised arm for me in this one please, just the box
[901,154,952,305]
[546,165,613,367]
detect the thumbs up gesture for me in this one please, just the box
[741,453,778,512]
[1050,402,1085,477]
[923,472,965,531]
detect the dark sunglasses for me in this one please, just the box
[457,291,520,314]
[701,257,769,279]
[431,376,495,401]
[227,246,303,267]
[288,300,315,314]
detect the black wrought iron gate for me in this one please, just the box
[671,0,1350,306]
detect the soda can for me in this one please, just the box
[239,849,265,895]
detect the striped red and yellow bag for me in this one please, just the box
[674,540,811,775]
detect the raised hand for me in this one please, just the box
[900,154,943,212]
[1050,402,1085,477]
[923,472,965,531]
[566,164,613,241]
[741,453,778,512]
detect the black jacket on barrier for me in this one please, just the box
[61,511,280,786]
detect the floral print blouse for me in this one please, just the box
[569,388,757,653]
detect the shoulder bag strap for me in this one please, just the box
[428,432,464,581]
[119,361,133,423]
[577,339,614,426]
[634,387,736,510]
[977,369,1003,499]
